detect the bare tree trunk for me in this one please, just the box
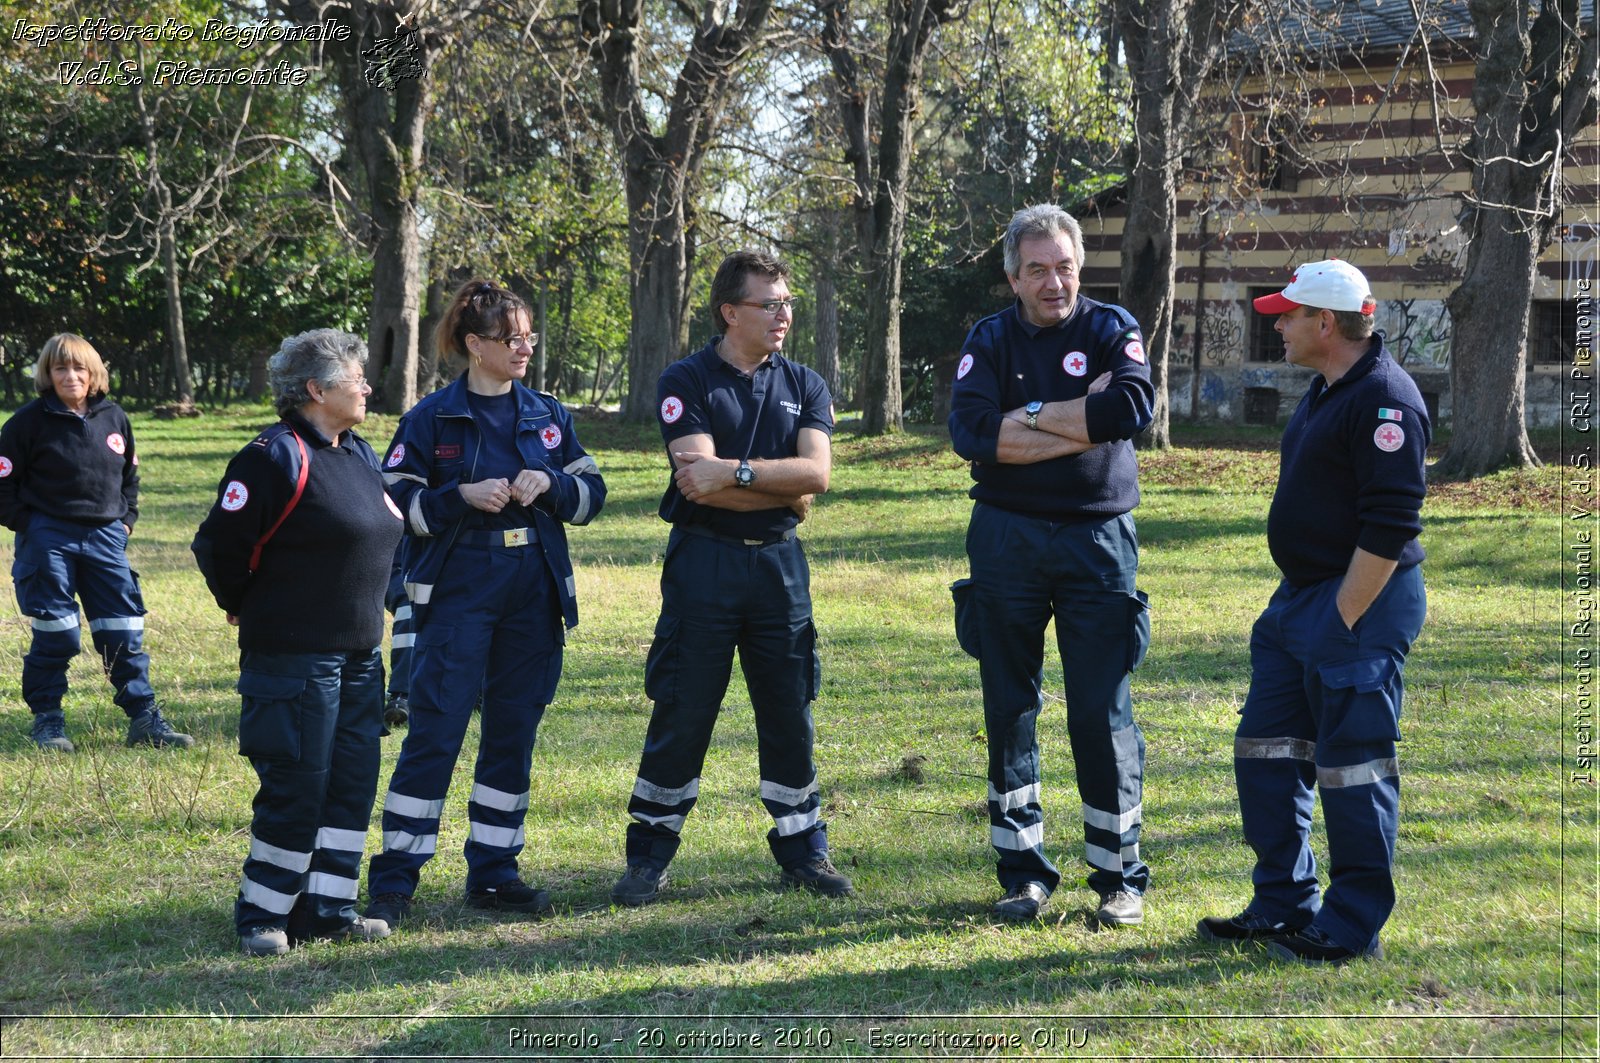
[156,215,195,406]
[821,0,963,436]
[1430,0,1596,478]
[814,251,842,402]
[622,189,692,420]
[282,0,438,414]
[581,0,774,422]
[1113,0,1246,449]
[534,284,549,393]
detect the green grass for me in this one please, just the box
[0,408,1592,1060]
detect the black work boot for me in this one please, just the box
[29,711,74,753]
[126,704,193,748]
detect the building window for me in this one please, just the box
[1247,289,1286,362]
[1529,300,1576,365]
[1081,285,1120,307]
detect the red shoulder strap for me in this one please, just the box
[248,430,309,573]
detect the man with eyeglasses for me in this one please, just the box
[949,204,1155,927]
[611,249,853,906]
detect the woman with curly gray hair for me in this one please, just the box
[192,329,404,956]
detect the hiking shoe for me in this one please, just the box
[239,926,290,957]
[993,882,1049,922]
[126,705,193,748]
[610,865,666,907]
[1096,889,1145,926]
[29,711,74,753]
[466,879,553,915]
[383,693,409,728]
[780,855,855,897]
[365,892,412,929]
[1267,925,1383,965]
[325,916,390,942]
[1197,909,1305,945]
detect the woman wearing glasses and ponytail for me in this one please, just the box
[363,280,606,930]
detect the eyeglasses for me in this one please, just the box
[736,299,798,315]
[484,332,538,350]
[334,375,370,392]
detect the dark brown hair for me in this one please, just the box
[434,279,531,360]
[708,251,789,335]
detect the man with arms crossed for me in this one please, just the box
[611,250,852,906]
[949,204,1155,926]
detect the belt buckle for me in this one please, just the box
[743,538,762,546]
[502,528,529,548]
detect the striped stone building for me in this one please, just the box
[1075,0,1597,426]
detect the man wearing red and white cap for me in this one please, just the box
[1197,259,1430,964]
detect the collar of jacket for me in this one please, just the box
[432,373,547,421]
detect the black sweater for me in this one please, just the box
[192,412,404,653]
[1268,338,1429,587]
[0,392,139,532]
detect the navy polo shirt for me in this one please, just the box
[656,338,834,541]
[949,297,1155,521]
[1267,336,1429,587]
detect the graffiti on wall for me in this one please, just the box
[1197,300,1248,366]
[1564,223,1599,285]
[1382,299,1453,368]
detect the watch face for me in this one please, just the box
[735,463,754,486]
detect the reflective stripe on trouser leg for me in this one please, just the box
[292,648,384,935]
[1314,750,1399,951]
[236,649,382,935]
[969,504,1061,894]
[388,601,413,697]
[626,532,740,870]
[743,539,829,867]
[1234,584,1323,924]
[77,522,155,715]
[462,544,559,892]
[14,519,83,715]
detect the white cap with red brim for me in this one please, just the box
[1253,259,1377,315]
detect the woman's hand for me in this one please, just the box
[460,477,512,512]
[510,468,553,506]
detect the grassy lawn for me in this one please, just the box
[0,407,1590,1060]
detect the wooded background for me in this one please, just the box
[0,0,1593,477]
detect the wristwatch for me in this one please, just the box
[734,460,756,488]
[1024,401,1044,431]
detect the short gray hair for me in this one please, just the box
[1003,204,1085,279]
[268,329,367,417]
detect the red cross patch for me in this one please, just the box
[221,480,249,512]
[386,443,405,468]
[540,424,562,449]
[956,353,975,380]
[1124,340,1146,364]
[0,456,12,478]
[1063,351,1088,377]
[106,432,126,455]
[1374,423,1405,452]
[661,396,684,424]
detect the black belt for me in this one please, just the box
[677,524,797,548]
[457,526,538,547]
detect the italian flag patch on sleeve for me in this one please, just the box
[1378,407,1403,421]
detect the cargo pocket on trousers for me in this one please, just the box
[804,621,821,702]
[1317,654,1401,746]
[644,615,681,704]
[950,578,981,659]
[1126,590,1151,673]
[237,670,307,760]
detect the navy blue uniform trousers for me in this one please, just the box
[625,529,826,871]
[235,647,384,937]
[966,504,1150,897]
[368,537,562,897]
[13,515,155,718]
[1234,564,1425,952]
[385,565,413,700]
